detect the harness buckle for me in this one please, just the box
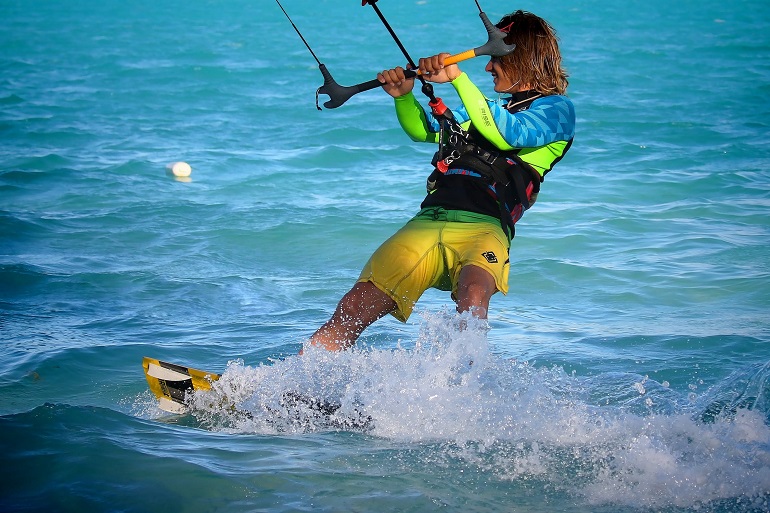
[437,150,461,173]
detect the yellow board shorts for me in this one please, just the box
[357,207,511,322]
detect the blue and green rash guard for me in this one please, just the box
[394,72,576,230]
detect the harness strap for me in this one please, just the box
[426,92,543,239]
[431,147,540,239]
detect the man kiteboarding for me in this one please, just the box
[307,10,576,351]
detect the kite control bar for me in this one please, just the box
[276,0,515,109]
[319,4,515,109]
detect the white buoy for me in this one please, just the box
[167,161,192,177]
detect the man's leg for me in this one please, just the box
[455,264,497,319]
[307,281,397,351]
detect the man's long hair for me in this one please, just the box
[496,11,569,96]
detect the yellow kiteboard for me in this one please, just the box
[142,356,220,414]
[142,356,373,429]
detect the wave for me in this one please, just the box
[148,311,770,510]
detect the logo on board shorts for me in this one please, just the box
[482,251,498,264]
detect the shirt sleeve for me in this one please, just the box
[450,72,576,149]
[393,92,439,144]
[488,94,576,148]
[394,91,472,144]
[393,75,576,151]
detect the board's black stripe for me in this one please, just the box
[159,378,193,403]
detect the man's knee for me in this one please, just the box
[335,282,395,323]
[335,289,363,321]
[459,280,492,302]
[456,289,490,318]
[456,265,497,317]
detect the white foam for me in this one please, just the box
[184,311,770,508]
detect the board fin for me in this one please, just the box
[142,357,220,413]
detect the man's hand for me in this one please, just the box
[377,66,415,98]
[419,53,460,83]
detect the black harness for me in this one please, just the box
[426,92,543,239]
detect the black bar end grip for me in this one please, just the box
[473,12,516,58]
[317,64,357,109]
[317,65,418,109]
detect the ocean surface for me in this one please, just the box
[2,0,769,511]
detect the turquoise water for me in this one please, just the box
[2,0,770,511]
